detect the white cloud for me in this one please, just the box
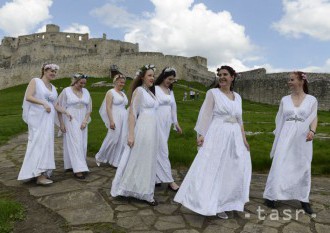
[63,23,91,34]
[90,4,139,29]
[91,0,255,67]
[273,0,330,40]
[0,0,53,36]
[298,58,330,72]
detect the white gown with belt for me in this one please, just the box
[263,94,318,202]
[96,89,128,167]
[18,78,58,180]
[56,87,92,173]
[174,88,251,216]
[155,86,178,183]
[111,86,159,202]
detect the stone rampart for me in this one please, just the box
[235,68,330,111]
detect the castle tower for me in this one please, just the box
[46,24,60,33]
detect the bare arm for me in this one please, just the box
[306,117,318,141]
[241,124,250,151]
[25,79,51,113]
[81,97,92,130]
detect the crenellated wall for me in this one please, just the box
[235,68,330,111]
[0,24,214,89]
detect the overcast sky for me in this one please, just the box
[1,0,330,73]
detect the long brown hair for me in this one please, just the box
[292,71,309,94]
[154,67,176,90]
[129,65,156,101]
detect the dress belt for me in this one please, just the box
[213,115,238,123]
[71,103,86,109]
[286,115,305,122]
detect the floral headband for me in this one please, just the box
[135,64,156,77]
[301,73,309,83]
[164,67,176,73]
[73,73,88,79]
[113,74,126,83]
[44,63,59,70]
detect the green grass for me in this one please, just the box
[0,78,329,175]
[0,193,25,233]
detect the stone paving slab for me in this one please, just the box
[1,132,330,233]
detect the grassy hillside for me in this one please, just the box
[1,77,329,174]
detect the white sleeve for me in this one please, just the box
[130,87,143,120]
[55,88,68,109]
[194,90,215,137]
[170,91,178,124]
[270,98,285,158]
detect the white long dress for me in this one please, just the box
[111,86,159,202]
[263,95,318,202]
[56,87,92,173]
[174,88,252,216]
[95,89,128,167]
[155,86,178,183]
[18,78,58,180]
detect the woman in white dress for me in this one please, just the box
[95,74,128,167]
[111,64,159,206]
[174,65,251,219]
[18,63,60,185]
[263,71,318,215]
[55,73,92,179]
[154,67,182,191]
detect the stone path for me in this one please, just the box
[1,133,330,233]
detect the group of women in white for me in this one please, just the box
[18,63,318,219]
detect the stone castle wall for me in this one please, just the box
[235,68,330,111]
[0,24,214,90]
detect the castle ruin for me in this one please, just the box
[0,24,215,89]
[1,24,329,110]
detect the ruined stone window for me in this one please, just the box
[66,35,71,38]
[42,35,45,39]
[94,44,97,48]
[79,36,82,41]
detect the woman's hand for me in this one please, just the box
[43,103,51,113]
[197,136,204,147]
[244,139,250,151]
[60,123,66,133]
[306,131,315,141]
[127,135,134,148]
[65,111,72,121]
[110,121,116,130]
[175,124,183,134]
[80,122,87,130]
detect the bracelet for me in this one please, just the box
[310,129,316,134]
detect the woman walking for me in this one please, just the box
[263,71,318,215]
[174,65,251,219]
[18,63,60,185]
[111,64,159,205]
[154,67,182,191]
[56,73,92,179]
[95,74,128,167]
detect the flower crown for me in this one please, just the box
[73,73,88,79]
[164,67,176,73]
[301,73,309,83]
[113,74,126,83]
[135,64,156,77]
[43,63,59,70]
